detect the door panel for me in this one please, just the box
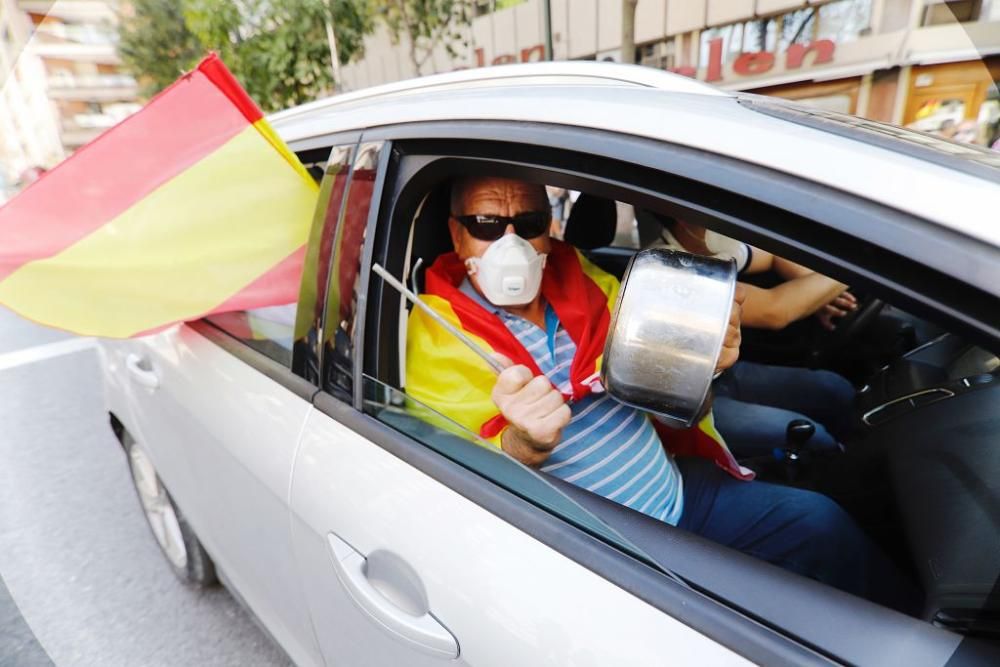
[119,324,323,667]
[290,404,749,666]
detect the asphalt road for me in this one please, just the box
[0,308,293,666]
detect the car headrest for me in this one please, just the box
[409,183,455,292]
[564,193,617,250]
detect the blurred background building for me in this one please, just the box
[0,0,140,202]
[342,0,1000,147]
[1,0,998,204]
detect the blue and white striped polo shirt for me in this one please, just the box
[461,281,685,525]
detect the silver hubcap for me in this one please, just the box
[129,445,188,570]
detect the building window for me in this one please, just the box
[701,0,872,67]
[922,0,982,25]
[816,0,874,43]
[779,8,817,51]
[639,40,676,70]
[700,16,779,66]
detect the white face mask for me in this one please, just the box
[465,233,547,306]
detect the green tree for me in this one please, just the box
[118,0,205,97]
[118,0,372,112]
[376,0,473,75]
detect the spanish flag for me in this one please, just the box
[406,240,753,480]
[0,54,317,338]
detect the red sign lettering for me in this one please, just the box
[786,40,835,69]
[670,66,697,78]
[520,45,545,63]
[705,38,724,82]
[458,39,836,83]
[732,51,775,76]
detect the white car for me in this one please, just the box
[99,62,1000,666]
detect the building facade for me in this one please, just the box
[0,0,141,201]
[341,0,1000,146]
[20,0,140,150]
[0,0,62,201]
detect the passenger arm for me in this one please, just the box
[744,245,816,280]
[739,275,848,331]
[772,255,816,280]
[743,245,775,274]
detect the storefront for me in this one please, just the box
[753,76,863,114]
[340,0,1000,149]
[903,56,1000,146]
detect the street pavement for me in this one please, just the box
[0,307,293,666]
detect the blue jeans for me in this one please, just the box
[677,458,919,613]
[713,361,855,457]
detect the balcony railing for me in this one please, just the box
[46,73,139,101]
[48,74,137,89]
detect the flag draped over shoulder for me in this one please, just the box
[0,54,318,338]
[406,240,754,481]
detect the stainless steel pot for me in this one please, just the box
[601,248,737,428]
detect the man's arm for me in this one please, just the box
[742,248,857,329]
[743,245,775,274]
[740,274,847,330]
[772,255,816,280]
[743,245,816,280]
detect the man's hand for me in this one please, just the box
[816,290,858,331]
[716,283,745,374]
[491,356,571,467]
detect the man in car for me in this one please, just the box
[405,176,915,610]
[646,214,857,457]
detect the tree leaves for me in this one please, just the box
[377,0,473,74]
[118,0,371,112]
[118,0,474,110]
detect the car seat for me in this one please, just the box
[407,183,455,293]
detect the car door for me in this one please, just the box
[106,144,358,667]
[290,120,1000,665]
[117,321,320,667]
[284,139,783,666]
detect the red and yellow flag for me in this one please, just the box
[0,54,317,338]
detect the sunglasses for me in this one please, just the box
[452,211,550,241]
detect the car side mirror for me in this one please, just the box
[602,248,737,428]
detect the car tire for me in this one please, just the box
[123,431,218,588]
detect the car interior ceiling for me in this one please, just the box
[390,177,1000,638]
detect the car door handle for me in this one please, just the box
[327,533,459,659]
[125,353,159,390]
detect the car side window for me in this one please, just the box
[358,166,666,568]
[205,153,332,367]
[206,306,299,365]
[360,375,653,563]
[292,144,355,383]
[320,142,384,401]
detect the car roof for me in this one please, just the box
[270,62,1000,249]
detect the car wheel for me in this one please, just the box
[124,432,217,587]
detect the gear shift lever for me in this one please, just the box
[786,419,815,458]
[773,419,815,482]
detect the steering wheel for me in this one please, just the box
[819,294,885,353]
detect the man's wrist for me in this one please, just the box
[500,426,549,467]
